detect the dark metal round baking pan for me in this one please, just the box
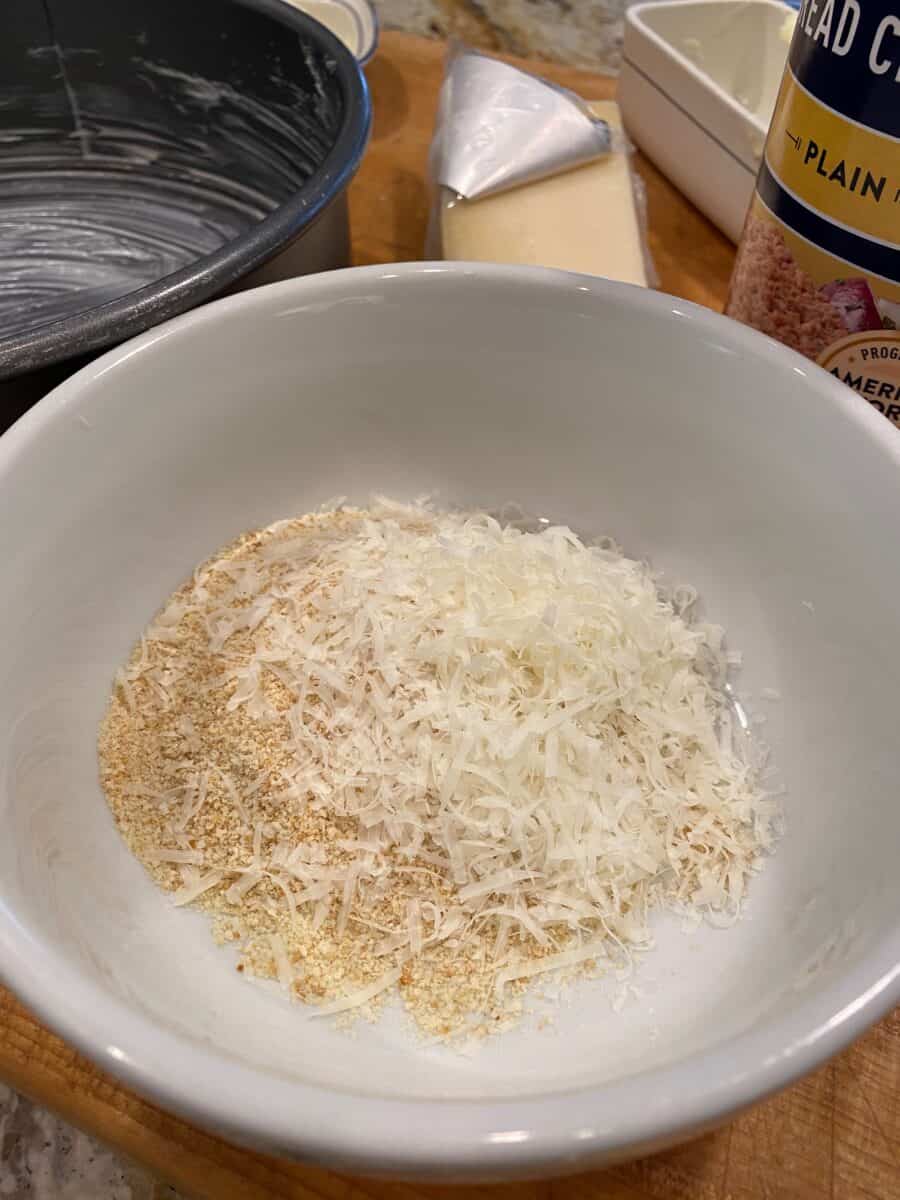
[0,0,370,428]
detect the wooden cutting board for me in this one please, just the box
[348,36,734,310]
[1,30,897,1200]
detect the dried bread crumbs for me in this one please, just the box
[98,499,778,1040]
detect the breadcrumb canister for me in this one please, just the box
[726,0,900,427]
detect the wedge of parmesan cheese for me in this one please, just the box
[439,102,648,286]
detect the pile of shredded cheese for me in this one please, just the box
[99,499,778,1039]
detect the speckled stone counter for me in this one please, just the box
[0,1084,182,1200]
[375,0,626,70]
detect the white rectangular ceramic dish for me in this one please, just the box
[619,0,796,242]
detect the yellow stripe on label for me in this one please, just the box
[766,73,900,246]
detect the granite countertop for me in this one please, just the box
[0,1083,179,1200]
[0,3,622,1195]
[377,0,627,71]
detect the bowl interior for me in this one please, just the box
[0,0,348,368]
[0,268,898,1145]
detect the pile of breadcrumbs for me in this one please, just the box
[99,501,776,1040]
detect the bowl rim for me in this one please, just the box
[1,262,899,1179]
[0,0,371,383]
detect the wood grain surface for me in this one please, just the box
[1,30,897,1200]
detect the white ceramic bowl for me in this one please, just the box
[0,264,898,1180]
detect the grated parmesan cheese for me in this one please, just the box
[98,500,778,1039]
